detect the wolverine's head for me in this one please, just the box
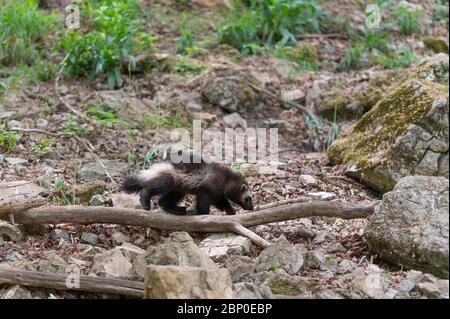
[226,175,254,211]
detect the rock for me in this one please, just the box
[224,255,255,283]
[202,67,261,114]
[81,232,98,245]
[37,252,69,273]
[308,192,336,201]
[281,89,305,102]
[50,229,70,241]
[338,259,358,272]
[364,176,449,278]
[417,279,449,299]
[327,54,449,192]
[89,194,106,206]
[239,163,281,177]
[423,36,449,54]
[145,232,217,269]
[198,233,253,262]
[232,282,273,299]
[299,174,317,186]
[4,250,24,262]
[326,243,346,253]
[255,237,304,275]
[352,271,387,299]
[115,243,146,279]
[186,101,203,113]
[304,250,325,269]
[109,193,141,209]
[79,160,128,182]
[90,249,133,279]
[266,273,318,297]
[144,265,233,299]
[111,232,130,244]
[6,120,21,129]
[36,118,48,128]
[5,157,28,166]
[0,238,4,246]
[398,279,416,293]
[272,58,298,80]
[19,224,50,236]
[132,235,146,245]
[1,285,33,299]
[0,111,17,120]
[0,221,23,242]
[223,112,247,129]
[295,225,317,239]
[69,181,106,204]
[315,289,345,299]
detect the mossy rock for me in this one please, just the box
[423,36,449,54]
[66,181,107,204]
[201,67,261,115]
[266,274,319,296]
[327,54,449,193]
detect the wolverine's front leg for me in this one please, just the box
[196,191,211,215]
[215,198,236,215]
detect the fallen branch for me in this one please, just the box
[8,201,378,247]
[0,268,144,298]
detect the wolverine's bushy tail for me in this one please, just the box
[122,176,142,193]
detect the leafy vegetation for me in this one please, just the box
[394,2,423,35]
[218,0,323,52]
[0,130,17,152]
[57,0,153,89]
[0,0,56,66]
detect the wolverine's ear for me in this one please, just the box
[241,184,247,192]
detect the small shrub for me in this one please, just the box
[394,2,422,35]
[274,44,320,71]
[86,103,120,127]
[376,48,416,68]
[339,43,364,71]
[0,130,17,152]
[0,0,56,65]
[57,0,153,89]
[218,0,324,51]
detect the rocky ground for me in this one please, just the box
[0,0,448,299]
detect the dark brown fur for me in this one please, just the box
[122,160,254,215]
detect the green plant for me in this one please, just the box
[172,57,204,73]
[219,0,324,51]
[0,0,56,65]
[32,138,52,155]
[394,3,422,35]
[376,48,416,68]
[0,82,6,96]
[361,31,390,53]
[269,262,281,271]
[86,103,120,127]
[65,116,88,136]
[57,0,153,89]
[274,44,320,71]
[339,43,364,71]
[176,25,197,55]
[0,130,17,152]
[54,178,71,206]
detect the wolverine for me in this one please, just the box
[121,158,254,215]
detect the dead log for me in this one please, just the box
[0,268,144,298]
[0,181,48,219]
[8,201,378,247]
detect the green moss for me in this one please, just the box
[267,277,301,296]
[66,181,107,204]
[274,44,320,71]
[423,36,449,54]
[355,70,407,112]
[327,79,448,170]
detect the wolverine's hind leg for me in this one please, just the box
[139,174,174,210]
[158,191,186,215]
